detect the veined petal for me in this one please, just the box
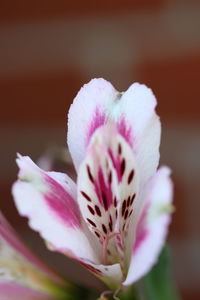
[123,167,173,285]
[68,78,118,171]
[12,155,100,264]
[77,124,138,268]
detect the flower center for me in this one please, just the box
[77,124,138,266]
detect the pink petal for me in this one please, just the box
[123,167,173,285]
[67,78,118,171]
[0,282,53,300]
[12,155,100,263]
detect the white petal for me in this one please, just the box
[12,155,100,264]
[123,167,173,285]
[67,78,118,171]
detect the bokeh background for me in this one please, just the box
[0,1,200,299]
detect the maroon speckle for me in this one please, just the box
[122,223,126,231]
[81,191,92,202]
[109,215,113,232]
[120,158,126,177]
[122,199,127,216]
[130,193,136,205]
[87,218,96,227]
[87,205,95,215]
[114,196,117,208]
[87,165,94,183]
[102,191,108,211]
[95,205,101,217]
[102,224,107,234]
[115,209,118,219]
[124,209,129,220]
[127,196,131,207]
[95,231,100,238]
[128,169,134,184]
[109,214,113,226]
[129,209,133,217]
[118,143,122,155]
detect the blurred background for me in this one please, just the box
[0,0,200,299]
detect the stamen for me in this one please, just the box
[101,232,120,265]
[102,236,109,265]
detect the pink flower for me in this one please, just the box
[12,79,173,289]
[0,212,71,299]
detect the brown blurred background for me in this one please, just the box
[0,1,200,299]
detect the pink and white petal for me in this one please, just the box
[77,124,139,265]
[0,212,63,285]
[123,167,173,286]
[12,155,100,264]
[67,78,119,171]
[0,282,53,300]
[111,83,161,187]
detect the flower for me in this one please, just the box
[12,79,173,289]
[0,212,81,299]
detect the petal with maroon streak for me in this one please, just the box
[12,155,100,263]
[77,124,138,265]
